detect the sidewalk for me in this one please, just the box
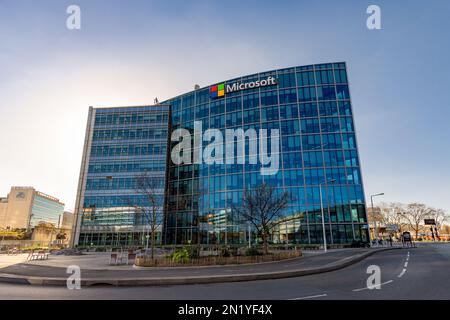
[0,247,401,286]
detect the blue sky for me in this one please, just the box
[0,0,449,212]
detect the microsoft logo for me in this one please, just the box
[210,83,225,99]
[210,76,277,99]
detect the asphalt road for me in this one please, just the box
[1,243,449,300]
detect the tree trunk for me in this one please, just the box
[262,233,268,255]
[151,222,156,260]
[151,208,157,260]
[151,232,155,260]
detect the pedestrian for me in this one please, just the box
[388,235,393,247]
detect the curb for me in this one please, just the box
[0,247,402,287]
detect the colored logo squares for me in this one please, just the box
[210,83,225,98]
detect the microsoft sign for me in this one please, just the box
[210,76,277,99]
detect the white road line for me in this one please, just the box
[289,294,328,300]
[352,280,394,292]
[398,268,407,278]
[404,261,408,267]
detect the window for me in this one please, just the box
[242,108,260,123]
[280,104,299,119]
[324,150,345,166]
[300,118,320,134]
[282,152,302,168]
[280,120,300,135]
[278,72,296,88]
[317,85,336,101]
[319,101,338,116]
[260,90,278,106]
[315,70,334,85]
[298,87,316,102]
[334,69,348,84]
[339,101,352,115]
[320,117,340,133]
[336,85,350,100]
[243,93,259,109]
[261,106,279,122]
[303,151,323,167]
[299,103,318,118]
[301,134,321,150]
[226,97,242,113]
[282,135,301,152]
[340,117,354,132]
[296,71,315,86]
[226,112,242,127]
[279,88,297,104]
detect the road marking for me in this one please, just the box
[404,261,408,267]
[398,268,407,278]
[352,280,394,292]
[289,294,328,300]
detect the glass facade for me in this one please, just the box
[162,62,368,245]
[30,192,64,227]
[76,106,170,247]
[73,62,369,247]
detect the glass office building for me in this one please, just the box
[162,62,368,245]
[0,187,65,230]
[72,62,369,247]
[72,105,170,246]
[30,191,65,228]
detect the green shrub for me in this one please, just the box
[168,248,190,263]
[245,247,261,256]
[186,246,200,259]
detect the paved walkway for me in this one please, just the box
[0,247,401,286]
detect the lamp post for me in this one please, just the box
[370,193,384,241]
[319,179,336,253]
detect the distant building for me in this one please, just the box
[57,211,74,245]
[59,211,74,229]
[0,198,7,227]
[0,187,65,230]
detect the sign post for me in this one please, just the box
[424,219,437,241]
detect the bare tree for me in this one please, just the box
[426,208,449,230]
[399,203,433,240]
[134,172,165,260]
[231,183,290,255]
[379,202,408,233]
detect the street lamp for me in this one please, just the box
[370,193,385,241]
[319,179,336,253]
